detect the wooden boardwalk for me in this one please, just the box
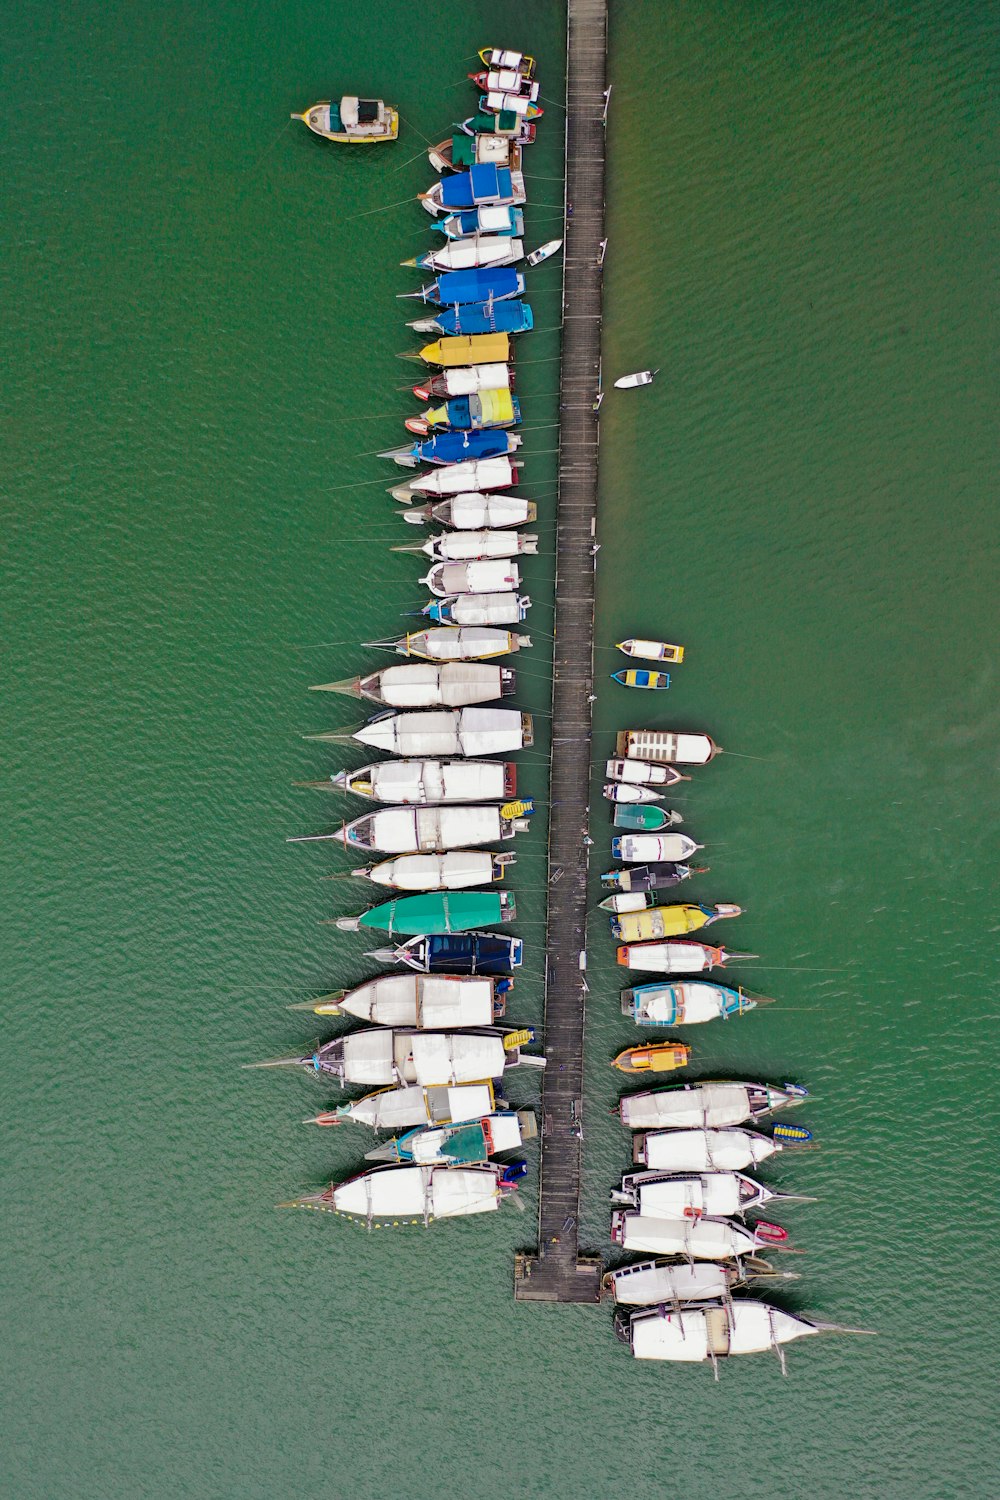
[514,0,607,1304]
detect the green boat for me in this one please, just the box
[612,804,683,832]
[335,889,516,935]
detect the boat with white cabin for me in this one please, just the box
[390,456,521,501]
[631,1123,813,1172]
[402,493,536,528]
[304,706,533,757]
[611,833,702,863]
[423,559,521,596]
[611,1169,799,1219]
[610,1211,790,1260]
[621,980,762,1025]
[315,758,516,804]
[618,1080,809,1131]
[366,1108,536,1164]
[291,96,398,143]
[289,1161,527,1224]
[614,1301,855,1370]
[290,802,532,855]
[350,849,515,891]
[603,1257,795,1307]
[399,530,537,562]
[364,627,529,661]
[307,662,514,707]
[297,973,509,1026]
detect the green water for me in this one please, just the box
[3,3,997,1497]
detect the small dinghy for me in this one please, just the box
[368,930,524,974]
[304,706,533,758]
[405,389,521,435]
[614,1300,862,1370]
[612,1043,691,1076]
[382,429,521,468]
[603,1256,794,1307]
[400,530,537,562]
[418,165,526,217]
[423,559,521,597]
[367,1109,536,1165]
[610,1211,790,1260]
[285,1161,527,1224]
[314,758,515,805]
[403,492,536,528]
[424,593,531,627]
[408,238,524,273]
[335,889,519,935]
[408,303,532,338]
[632,1123,813,1171]
[478,48,536,77]
[611,804,682,832]
[602,783,664,805]
[612,833,702,863]
[307,662,514,707]
[611,1169,800,1219]
[435,205,524,238]
[613,368,659,389]
[292,96,398,144]
[365,627,529,662]
[258,1025,536,1085]
[618,1080,809,1131]
[414,332,512,368]
[401,268,525,308]
[617,637,685,664]
[391,455,520,501]
[610,902,743,943]
[294,802,531,856]
[600,863,701,895]
[526,239,563,267]
[616,729,719,765]
[296,973,511,1026]
[304,1079,500,1131]
[622,980,763,1026]
[605,757,689,787]
[616,941,749,974]
[350,850,516,891]
[611,669,670,690]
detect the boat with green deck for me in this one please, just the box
[334,888,516,934]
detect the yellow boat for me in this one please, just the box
[612,1043,692,1075]
[291,96,399,144]
[417,333,511,368]
[610,902,742,943]
[616,637,685,664]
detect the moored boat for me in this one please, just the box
[424,593,531,626]
[293,802,532,855]
[632,1123,813,1171]
[418,165,526,217]
[304,706,533,757]
[526,239,563,267]
[603,1256,794,1307]
[428,135,521,176]
[307,662,514,707]
[365,627,530,661]
[260,1024,537,1084]
[612,1043,691,1075]
[621,980,763,1025]
[611,832,702,863]
[471,66,538,92]
[610,1211,790,1260]
[382,429,521,467]
[402,493,536,528]
[423,559,521,596]
[613,368,658,389]
[408,238,524,273]
[390,456,520,500]
[399,530,537,561]
[618,1080,809,1131]
[602,783,665,805]
[479,92,542,120]
[349,849,516,891]
[611,1169,798,1219]
[600,863,701,895]
[292,96,398,143]
[605,758,689,787]
[616,729,719,765]
[616,941,748,974]
[611,669,670,690]
[367,1108,536,1164]
[459,110,535,143]
[408,302,532,337]
[611,804,682,831]
[434,205,524,238]
[367,930,523,974]
[297,973,510,1026]
[401,268,525,308]
[414,331,513,368]
[335,888,518,934]
[477,48,536,77]
[304,1078,499,1131]
[287,1161,527,1223]
[610,902,743,942]
[614,1300,856,1368]
[616,637,685,664]
[312,758,515,804]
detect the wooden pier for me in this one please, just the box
[514,0,608,1305]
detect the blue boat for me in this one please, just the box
[383,429,521,467]
[409,302,533,337]
[621,981,761,1025]
[420,164,524,215]
[407,391,522,434]
[368,931,524,973]
[436,206,524,239]
[402,267,526,307]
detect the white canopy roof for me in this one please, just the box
[338,974,495,1027]
[619,942,713,973]
[616,833,693,863]
[367,849,497,889]
[631,1173,743,1219]
[609,1260,732,1307]
[438,365,512,396]
[356,707,525,757]
[341,1029,396,1085]
[615,1212,759,1261]
[620,1084,755,1130]
[365,759,508,803]
[365,805,503,853]
[439,593,526,626]
[412,456,516,495]
[428,237,520,270]
[332,1165,502,1219]
[403,1030,507,1085]
[411,627,512,661]
[642,1128,775,1173]
[427,559,521,595]
[429,531,529,562]
[372,663,505,707]
[441,492,531,527]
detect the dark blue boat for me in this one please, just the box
[411,301,533,337]
[367,930,524,974]
[403,429,520,466]
[404,267,526,307]
[600,863,698,892]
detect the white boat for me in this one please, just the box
[305,1026,532,1087]
[411,236,524,270]
[423,559,521,596]
[308,662,514,708]
[611,1170,790,1219]
[610,1211,789,1260]
[616,729,719,765]
[405,530,538,562]
[615,1301,847,1368]
[616,637,684,663]
[436,205,524,236]
[322,758,515,804]
[613,833,702,862]
[391,456,520,501]
[482,90,539,118]
[318,1162,525,1222]
[633,1125,809,1172]
[613,368,658,389]
[619,1081,808,1131]
[366,1108,536,1164]
[413,364,513,399]
[602,783,664,804]
[291,96,399,143]
[478,49,536,76]
[426,593,531,626]
[367,627,529,662]
[324,707,533,758]
[526,238,563,267]
[302,973,508,1027]
[616,942,741,975]
[603,1258,791,1307]
[621,980,760,1024]
[403,493,537,529]
[320,803,532,854]
[605,758,688,788]
[305,1080,498,1131]
[352,849,515,890]
[480,69,537,95]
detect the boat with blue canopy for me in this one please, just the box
[419,165,525,216]
[405,389,521,435]
[435,206,524,239]
[368,930,524,973]
[380,429,522,468]
[399,267,525,307]
[408,302,533,337]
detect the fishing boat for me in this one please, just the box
[613,368,659,389]
[288,1161,527,1225]
[610,1211,790,1260]
[612,1043,691,1075]
[424,593,531,627]
[335,888,518,934]
[609,902,743,943]
[291,96,398,144]
[407,303,533,338]
[381,429,522,468]
[390,455,520,500]
[616,637,685,664]
[365,627,530,662]
[368,930,523,974]
[296,973,511,1026]
[315,758,516,804]
[292,802,532,855]
[434,205,524,239]
[632,1123,813,1172]
[414,331,512,367]
[399,530,537,562]
[408,238,524,273]
[616,729,720,765]
[479,92,542,120]
[611,1169,802,1220]
[611,833,702,863]
[366,1109,536,1164]
[603,1256,794,1307]
[308,663,515,707]
[477,48,537,77]
[303,706,533,757]
[605,758,689,787]
[611,804,682,831]
[621,981,763,1026]
[611,669,671,690]
[600,863,701,895]
[614,1301,857,1369]
[459,110,536,144]
[423,560,522,597]
[526,239,563,267]
[349,850,515,891]
[400,268,525,307]
[418,165,526,217]
[618,1080,809,1131]
[305,1081,502,1131]
[428,135,522,175]
[402,493,536,528]
[602,783,664,805]
[616,941,747,974]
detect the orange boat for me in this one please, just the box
[612,1042,692,1075]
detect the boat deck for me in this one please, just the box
[514,0,607,1307]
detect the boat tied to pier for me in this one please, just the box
[287,1161,527,1224]
[618,1081,809,1130]
[367,930,523,974]
[315,758,515,805]
[305,706,533,757]
[632,1123,813,1171]
[621,980,764,1025]
[335,888,518,934]
[295,973,511,1026]
[609,902,743,942]
[616,638,685,664]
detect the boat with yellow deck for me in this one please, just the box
[612,1042,692,1075]
[610,902,743,943]
[291,96,398,143]
[616,637,685,664]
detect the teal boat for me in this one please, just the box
[612,804,683,832]
[334,889,516,935]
